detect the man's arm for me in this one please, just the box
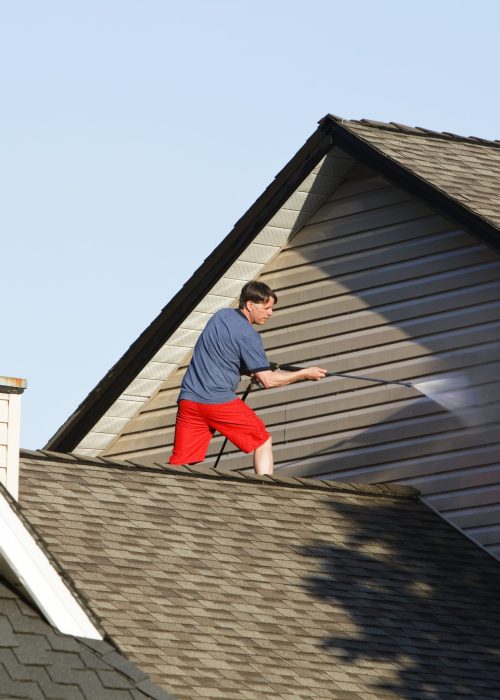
[253,366,327,389]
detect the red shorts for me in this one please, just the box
[169,398,270,465]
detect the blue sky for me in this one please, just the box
[2,0,499,449]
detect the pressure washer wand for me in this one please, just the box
[276,363,413,388]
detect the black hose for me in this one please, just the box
[278,363,413,388]
[214,379,254,469]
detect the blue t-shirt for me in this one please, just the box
[179,308,270,404]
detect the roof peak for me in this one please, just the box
[327,114,500,148]
[20,449,418,501]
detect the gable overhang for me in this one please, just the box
[46,114,500,455]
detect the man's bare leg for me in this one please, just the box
[254,436,273,475]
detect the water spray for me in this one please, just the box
[274,362,487,420]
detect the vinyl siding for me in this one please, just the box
[104,163,500,560]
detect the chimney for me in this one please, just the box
[0,376,27,500]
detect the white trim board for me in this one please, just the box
[0,487,103,639]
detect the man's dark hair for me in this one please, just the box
[238,281,278,309]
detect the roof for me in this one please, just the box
[0,573,173,700]
[18,450,500,699]
[333,117,500,237]
[45,114,500,458]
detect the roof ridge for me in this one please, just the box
[328,114,500,148]
[20,449,418,500]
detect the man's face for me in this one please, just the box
[246,298,275,325]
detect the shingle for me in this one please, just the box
[0,615,17,647]
[136,679,177,700]
[0,671,46,700]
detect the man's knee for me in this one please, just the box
[256,435,272,452]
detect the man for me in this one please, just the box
[169,281,327,474]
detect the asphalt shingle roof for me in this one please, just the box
[17,450,500,699]
[0,574,174,700]
[338,117,500,231]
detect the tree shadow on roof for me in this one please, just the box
[299,497,500,699]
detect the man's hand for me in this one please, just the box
[298,366,328,381]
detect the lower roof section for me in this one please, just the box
[18,449,500,700]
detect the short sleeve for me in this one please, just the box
[238,325,270,373]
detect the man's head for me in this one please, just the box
[239,281,278,325]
